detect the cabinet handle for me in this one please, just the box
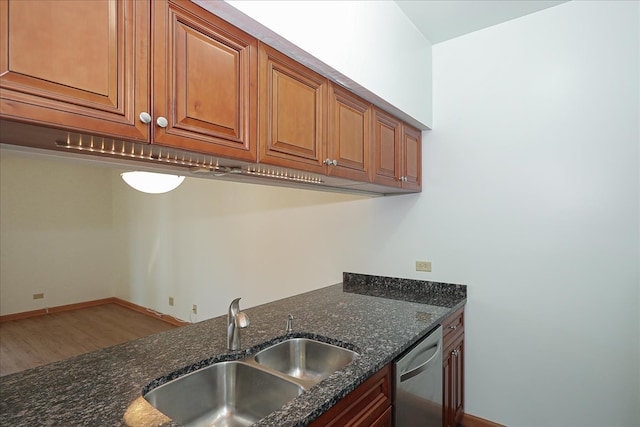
[139,112,152,124]
[324,159,338,166]
[449,325,457,330]
[156,116,169,128]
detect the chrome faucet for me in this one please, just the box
[227,298,250,350]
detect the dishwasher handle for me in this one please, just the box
[399,341,441,383]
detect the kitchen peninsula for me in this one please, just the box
[0,273,466,426]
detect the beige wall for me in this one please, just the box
[0,151,116,314]
[110,172,371,321]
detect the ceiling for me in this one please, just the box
[395,0,568,44]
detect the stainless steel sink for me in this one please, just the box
[252,338,359,386]
[144,361,303,427]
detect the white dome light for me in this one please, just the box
[120,171,185,194]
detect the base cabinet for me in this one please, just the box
[309,364,391,427]
[442,307,465,427]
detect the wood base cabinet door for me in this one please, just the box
[152,0,257,160]
[372,108,401,187]
[443,314,465,427]
[327,83,371,181]
[258,43,327,173]
[0,0,149,141]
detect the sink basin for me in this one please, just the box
[253,338,359,385]
[144,361,303,427]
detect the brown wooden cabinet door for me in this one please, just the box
[442,307,465,427]
[309,364,391,427]
[372,108,401,187]
[152,0,257,160]
[401,124,422,191]
[0,0,149,141]
[452,334,465,425]
[327,83,371,181]
[443,347,454,427]
[258,42,326,173]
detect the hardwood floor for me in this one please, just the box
[0,303,178,376]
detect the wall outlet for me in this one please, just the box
[192,304,198,314]
[33,293,44,300]
[169,297,174,306]
[416,261,432,272]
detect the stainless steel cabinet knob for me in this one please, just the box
[156,116,169,128]
[139,112,152,124]
[450,325,457,330]
[324,159,338,166]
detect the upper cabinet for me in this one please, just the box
[258,42,327,173]
[1,0,257,161]
[327,83,371,182]
[372,108,402,188]
[152,0,257,161]
[0,0,149,141]
[0,0,422,194]
[372,108,422,191]
[400,124,422,191]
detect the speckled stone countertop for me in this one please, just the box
[0,273,466,427]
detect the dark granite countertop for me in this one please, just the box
[0,273,466,427]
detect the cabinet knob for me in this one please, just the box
[449,325,457,330]
[156,116,169,128]
[332,159,338,166]
[324,159,338,166]
[139,112,152,124]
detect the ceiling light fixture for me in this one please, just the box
[120,171,185,194]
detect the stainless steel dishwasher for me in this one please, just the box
[394,325,443,426]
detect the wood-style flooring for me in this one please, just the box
[0,303,178,376]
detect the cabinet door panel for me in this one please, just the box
[259,43,326,173]
[275,73,317,152]
[401,125,422,190]
[328,83,370,181]
[372,108,400,187]
[0,0,148,141]
[443,351,453,427]
[153,0,256,160]
[452,335,465,425]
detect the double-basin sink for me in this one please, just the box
[143,337,359,427]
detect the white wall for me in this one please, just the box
[424,1,639,425]
[0,151,116,314]
[226,0,433,128]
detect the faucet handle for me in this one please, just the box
[286,314,294,334]
[236,311,250,328]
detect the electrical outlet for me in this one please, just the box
[192,304,198,314]
[416,261,432,272]
[33,293,44,300]
[169,297,174,306]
